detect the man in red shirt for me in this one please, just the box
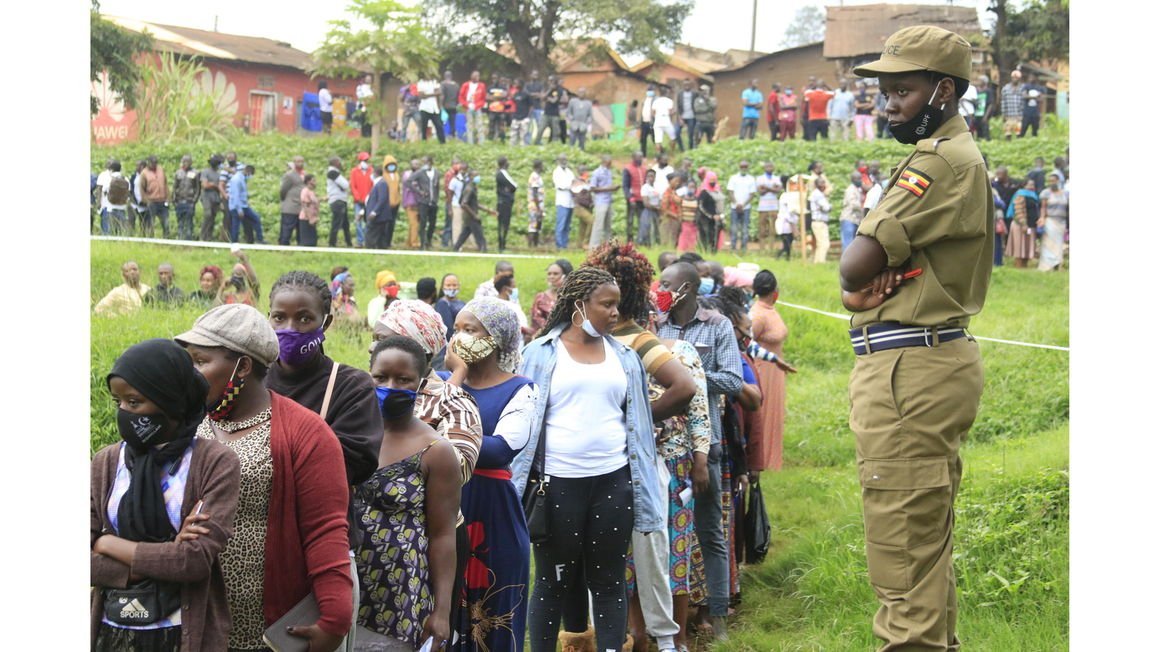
[458,70,487,145]
[766,82,781,141]
[778,88,799,140]
[621,151,647,243]
[804,80,834,141]
[349,151,374,248]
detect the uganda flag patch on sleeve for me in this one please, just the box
[896,167,932,198]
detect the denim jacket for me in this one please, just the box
[511,324,666,533]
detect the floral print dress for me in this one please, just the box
[353,440,439,648]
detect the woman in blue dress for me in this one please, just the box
[444,297,537,651]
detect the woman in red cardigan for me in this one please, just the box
[177,303,353,652]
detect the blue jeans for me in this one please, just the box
[554,206,573,249]
[528,109,543,145]
[731,207,750,251]
[693,443,729,616]
[231,207,265,244]
[840,220,859,252]
[354,201,366,246]
[99,207,109,234]
[994,233,1005,266]
[740,117,759,139]
[107,208,130,235]
[175,201,196,240]
[442,201,453,248]
[637,208,656,245]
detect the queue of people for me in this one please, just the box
[92,243,798,652]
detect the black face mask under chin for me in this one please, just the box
[890,84,946,145]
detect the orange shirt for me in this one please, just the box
[805,89,833,121]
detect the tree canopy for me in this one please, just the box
[90,1,153,116]
[782,5,826,49]
[988,0,1069,81]
[421,0,694,77]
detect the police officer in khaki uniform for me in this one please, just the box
[838,26,992,652]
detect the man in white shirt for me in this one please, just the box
[726,160,758,252]
[639,84,656,157]
[552,155,575,250]
[652,153,674,191]
[318,80,334,134]
[448,168,466,244]
[416,78,445,144]
[96,159,113,234]
[651,86,676,155]
[755,161,783,253]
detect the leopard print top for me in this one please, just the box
[198,419,272,651]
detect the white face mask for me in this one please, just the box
[359,162,368,170]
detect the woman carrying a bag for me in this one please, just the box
[512,267,666,652]
[1004,178,1039,268]
[92,339,241,651]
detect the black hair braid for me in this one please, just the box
[585,240,654,325]
[715,286,750,324]
[270,270,333,316]
[536,266,616,338]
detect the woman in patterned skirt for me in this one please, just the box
[178,304,354,652]
[355,336,461,650]
[444,297,537,651]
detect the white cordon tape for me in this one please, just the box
[90,235,558,261]
[776,301,1070,353]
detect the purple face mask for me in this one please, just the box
[275,328,326,366]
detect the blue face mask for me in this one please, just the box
[473,175,482,185]
[698,278,715,296]
[574,301,602,338]
[510,287,519,303]
[646,90,655,97]
[375,386,417,420]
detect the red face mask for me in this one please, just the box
[771,291,779,305]
[655,290,674,313]
[385,285,400,298]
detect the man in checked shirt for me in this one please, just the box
[371,299,483,634]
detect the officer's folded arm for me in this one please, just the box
[840,231,904,312]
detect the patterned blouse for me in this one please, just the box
[198,420,273,651]
[650,340,712,460]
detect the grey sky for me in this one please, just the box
[96,0,993,64]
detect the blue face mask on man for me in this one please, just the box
[698,277,715,296]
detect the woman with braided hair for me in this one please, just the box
[512,267,667,652]
[265,270,384,487]
[443,297,537,651]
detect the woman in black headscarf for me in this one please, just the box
[91,338,241,652]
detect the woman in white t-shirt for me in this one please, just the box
[514,267,664,652]
[638,168,663,246]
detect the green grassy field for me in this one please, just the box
[89,238,1069,650]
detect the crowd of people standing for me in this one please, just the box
[93,239,800,652]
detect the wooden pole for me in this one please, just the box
[799,175,808,263]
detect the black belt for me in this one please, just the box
[850,324,969,355]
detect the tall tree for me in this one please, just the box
[988,0,1069,82]
[782,5,826,49]
[312,0,439,154]
[90,0,153,116]
[422,0,693,78]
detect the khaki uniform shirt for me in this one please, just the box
[853,115,992,329]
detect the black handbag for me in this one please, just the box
[103,577,182,626]
[744,479,772,565]
[521,429,551,545]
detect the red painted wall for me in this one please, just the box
[91,56,360,144]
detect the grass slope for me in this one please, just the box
[89,239,1069,650]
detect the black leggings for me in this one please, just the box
[528,465,633,652]
[777,233,795,259]
[497,199,513,252]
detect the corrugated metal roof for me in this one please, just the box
[823,4,982,59]
[106,15,315,71]
[714,41,825,74]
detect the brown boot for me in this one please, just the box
[559,627,596,652]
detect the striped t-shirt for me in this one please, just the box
[611,321,675,376]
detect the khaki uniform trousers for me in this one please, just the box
[849,336,983,652]
[575,205,594,248]
[405,206,420,248]
[812,220,831,263]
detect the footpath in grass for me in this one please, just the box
[90,239,1069,651]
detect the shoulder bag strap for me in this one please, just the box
[319,362,341,420]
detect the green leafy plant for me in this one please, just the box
[135,52,241,144]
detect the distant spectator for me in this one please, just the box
[318,80,333,134]
[777,87,798,141]
[367,269,400,328]
[402,159,421,249]
[1037,172,1068,271]
[589,155,619,248]
[441,71,460,141]
[726,160,757,252]
[95,158,113,234]
[853,81,875,141]
[366,165,391,250]
[839,172,865,252]
[829,80,855,141]
[675,79,697,150]
[279,156,307,245]
[538,75,566,146]
[486,75,509,143]
[638,84,657,156]
[693,83,718,146]
[973,75,995,140]
[104,160,132,235]
[416,277,437,305]
[221,249,260,307]
[327,156,352,248]
[1005,178,1040,268]
[566,87,594,151]
[765,82,781,141]
[652,86,677,155]
[145,262,185,306]
[330,271,361,329]
[350,152,373,247]
[495,156,519,252]
[740,78,763,140]
[552,155,576,250]
[1000,70,1024,140]
[509,80,532,147]
[94,260,150,316]
[189,264,224,308]
[1027,157,1047,193]
[417,76,445,144]
[453,168,494,253]
[400,82,422,142]
[755,161,783,254]
[527,159,545,248]
[140,156,170,238]
[200,154,226,241]
[572,164,595,248]
[804,80,833,141]
[1020,72,1045,138]
[639,168,662,246]
[228,163,265,244]
[434,274,464,340]
[356,73,374,137]
[525,69,545,144]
